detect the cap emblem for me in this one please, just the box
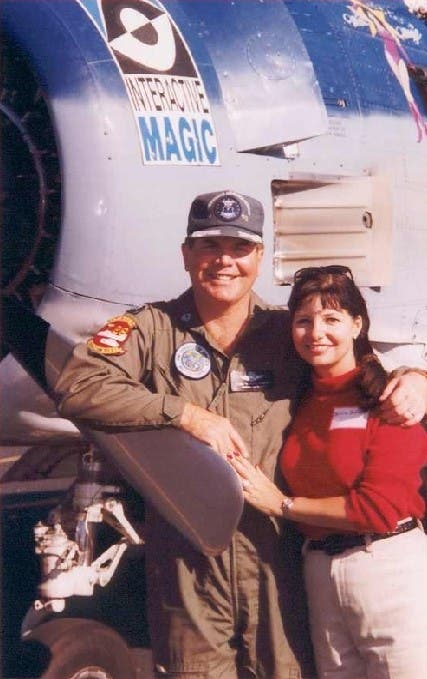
[212,195,242,222]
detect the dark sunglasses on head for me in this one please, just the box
[293,265,354,284]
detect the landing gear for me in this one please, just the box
[24,618,137,679]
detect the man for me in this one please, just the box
[55,190,427,679]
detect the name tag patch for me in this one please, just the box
[330,407,368,430]
[230,370,274,392]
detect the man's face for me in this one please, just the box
[182,236,264,307]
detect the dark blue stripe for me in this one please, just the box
[1,0,125,98]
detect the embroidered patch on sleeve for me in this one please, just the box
[87,315,137,355]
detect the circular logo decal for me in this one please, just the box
[213,195,242,222]
[174,342,211,379]
[102,0,197,76]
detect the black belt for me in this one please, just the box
[307,518,418,556]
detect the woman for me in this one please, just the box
[231,265,427,679]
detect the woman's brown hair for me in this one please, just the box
[287,266,388,410]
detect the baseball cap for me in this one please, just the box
[187,190,264,243]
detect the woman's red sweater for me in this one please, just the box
[280,369,427,539]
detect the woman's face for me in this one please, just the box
[291,294,362,377]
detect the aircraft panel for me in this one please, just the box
[177,0,327,149]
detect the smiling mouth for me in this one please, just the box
[207,273,237,281]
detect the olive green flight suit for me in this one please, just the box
[55,289,315,679]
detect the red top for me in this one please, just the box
[280,369,427,539]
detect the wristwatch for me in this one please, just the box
[281,496,295,516]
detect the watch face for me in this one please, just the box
[281,497,294,515]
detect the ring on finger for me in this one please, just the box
[242,479,251,491]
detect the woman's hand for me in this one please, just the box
[230,455,360,530]
[229,455,284,517]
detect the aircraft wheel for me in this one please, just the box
[25,618,137,679]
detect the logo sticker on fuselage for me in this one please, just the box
[96,0,219,165]
[175,342,211,379]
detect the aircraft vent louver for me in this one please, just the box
[272,176,392,288]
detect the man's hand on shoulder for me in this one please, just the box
[378,368,427,426]
[179,403,249,459]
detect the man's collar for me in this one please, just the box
[172,288,277,334]
[172,288,203,331]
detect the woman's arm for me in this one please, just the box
[230,420,427,533]
[229,456,359,529]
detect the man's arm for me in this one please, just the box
[378,369,427,425]
[55,320,248,458]
[55,337,188,428]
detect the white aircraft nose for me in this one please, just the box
[0,354,80,446]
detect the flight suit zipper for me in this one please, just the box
[223,358,240,631]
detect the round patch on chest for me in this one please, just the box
[174,342,211,379]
